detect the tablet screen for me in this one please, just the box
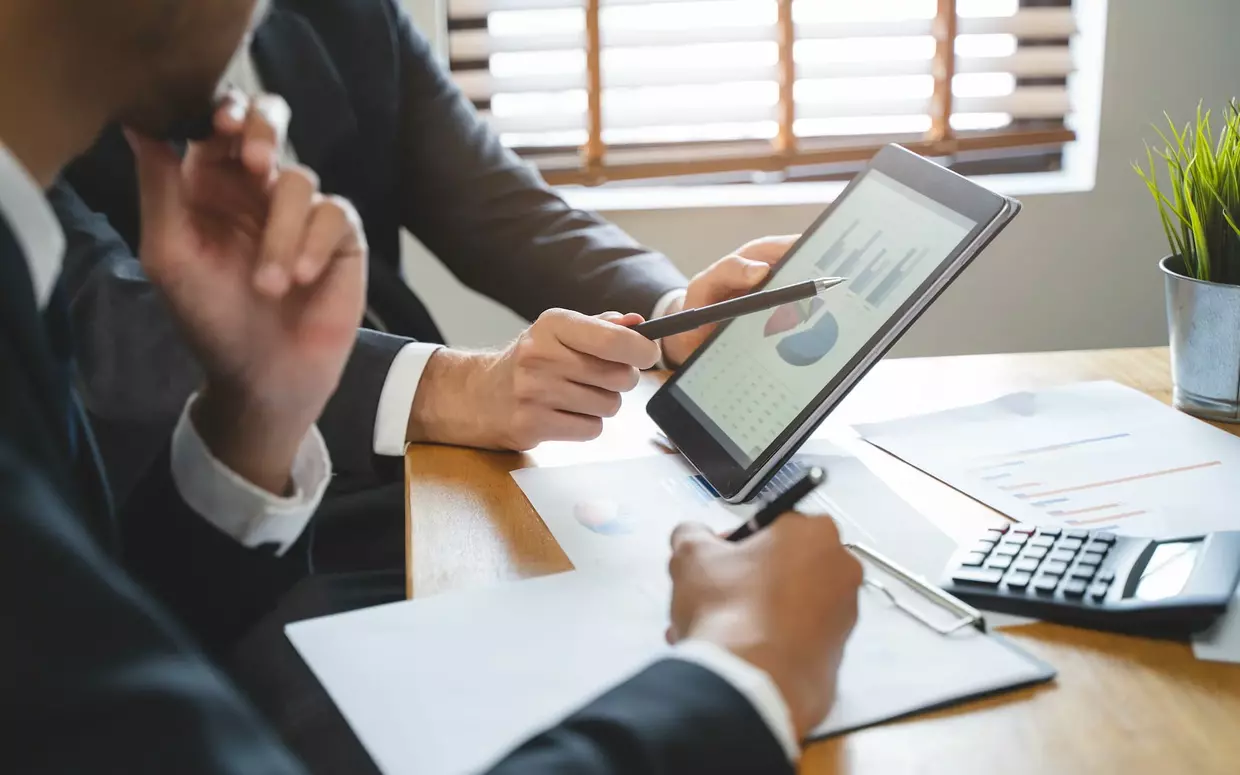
[668,169,978,466]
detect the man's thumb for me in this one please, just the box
[123,128,184,220]
[670,521,719,554]
[598,311,645,328]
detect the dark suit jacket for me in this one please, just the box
[56,0,687,500]
[1,213,788,773]
[0,209,308,770]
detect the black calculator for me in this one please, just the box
[940,525,1240,637]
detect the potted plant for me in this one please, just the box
[1135,101,1240,422]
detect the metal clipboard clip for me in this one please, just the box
[846,543,987,635]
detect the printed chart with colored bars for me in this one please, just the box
[858,381,1240,540]
[968,432,1218,529]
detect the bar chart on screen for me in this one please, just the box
[813,217,930,309]
[857,382,1240,539]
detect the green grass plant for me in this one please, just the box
[1134,101,1240,284]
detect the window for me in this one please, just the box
[448,0,1078,187]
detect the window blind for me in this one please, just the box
[447,0,1078,185]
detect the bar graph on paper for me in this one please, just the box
[857,382,1240,539]
[969,432,1223,531]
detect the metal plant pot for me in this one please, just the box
[1161,254,1240,422]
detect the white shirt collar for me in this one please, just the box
[0,143,65,310]
[229,48,298,167]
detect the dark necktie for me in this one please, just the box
[42,275,113,523]
[41,275,78,457]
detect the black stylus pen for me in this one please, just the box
[632,277,847,341]
[726,466,827,542]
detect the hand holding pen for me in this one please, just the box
[665,463,863,739]
[728,466,827,542]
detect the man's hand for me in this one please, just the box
[661,235,799,368]
[128,94,367,494]
[408,309,659,451]
[666,516,862,739]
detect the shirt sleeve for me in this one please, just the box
[651,288,688,370]
[372,342,445,457]
[375,294,681,446]
[651,288,687,321]
[669,639,801,762]
[169,394,331,556]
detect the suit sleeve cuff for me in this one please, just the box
[170,393,330,556]
[373,342,444,456]
[651,288,687,370]
[670,639,800,762]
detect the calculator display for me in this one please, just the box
[1133,540,1201,602]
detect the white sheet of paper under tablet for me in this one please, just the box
[855,380,1240,663]
[288,566,1052,775]
[511,439,956,584]
[514,440,1032,630]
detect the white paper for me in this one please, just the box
[514,441,1032,629]
[288,570,671,775]
[825,581,1047,734]
[858,381,1240,539]
[856,381,1240,660]
[512,439,957,585]
[511,453,745,569]
[288,567,1052,775]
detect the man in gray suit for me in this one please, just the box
[54,0,794,518]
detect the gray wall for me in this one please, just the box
[402,0,1240,355]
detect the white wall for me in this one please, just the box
[403,0,1240,356]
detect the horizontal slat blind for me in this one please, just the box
[450,6,1074,57]
[447,0,1078,185]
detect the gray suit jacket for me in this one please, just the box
[55,0,687,500]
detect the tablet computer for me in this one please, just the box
[647,144,1021,503]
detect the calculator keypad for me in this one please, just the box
[950,524,1118,602]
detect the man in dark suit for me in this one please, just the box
[54,0,793,514]
[2,1,864,772]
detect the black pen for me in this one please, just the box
[726,466,827,542]
[632,277,847,341]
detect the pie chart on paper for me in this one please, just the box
[574,500,638,535]
[764,297,825,338]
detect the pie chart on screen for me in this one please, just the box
[764,297,824,338]
[574,500,637,535]
[776,311,839,366]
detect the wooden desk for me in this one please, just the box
[405,347,1240,775]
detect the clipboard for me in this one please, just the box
[847,542,986,634]
[805,542,1055,740]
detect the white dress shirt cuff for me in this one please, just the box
[670,639,800,762]
[651,288,687,321]
[373,342,444,456]
[651,288,688,370]
[170,394,331,556]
